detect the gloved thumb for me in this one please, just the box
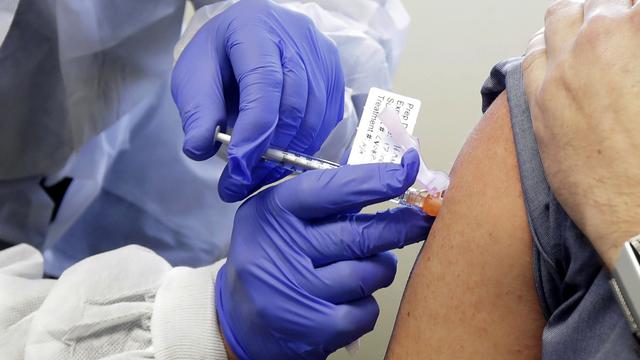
[275,149,421,220]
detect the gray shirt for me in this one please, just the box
[481,58,640,359]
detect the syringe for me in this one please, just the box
[214,127,339,173]
[214,127,443,216]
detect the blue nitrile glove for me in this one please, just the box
[216,149,433,360]
[171,0,345,202]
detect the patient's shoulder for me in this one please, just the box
[386,92,545,360]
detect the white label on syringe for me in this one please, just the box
[347,87,421,165]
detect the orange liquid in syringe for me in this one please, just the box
[421,195,443,217]
[404,191,443,217]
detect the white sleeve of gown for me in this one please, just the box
[0,244,228,360]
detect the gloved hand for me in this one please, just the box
[216,149,433,360]
[171,0,345,202]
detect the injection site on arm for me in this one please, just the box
[379,108,448,216]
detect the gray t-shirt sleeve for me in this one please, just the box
[481,57,640,359]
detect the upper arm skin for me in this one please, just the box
[385,92,545,359]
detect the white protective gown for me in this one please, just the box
[0,244,229,359]
[0,0,409,277]
[0,1,410,357]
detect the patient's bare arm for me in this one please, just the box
[386,92,545,359]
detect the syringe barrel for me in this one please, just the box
[214,127,339,172]
[262,148,339,172]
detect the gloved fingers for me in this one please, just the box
[274,149,421,220]
[279,15,342,155]
[287,66,327,153]
[218,39,311,202]
[304,39,345,154]
[307,207,431,266]
[218,162,290,202]
[544,0,584,61]
[224,27,284,195]
[324,296,380,353]
[269,43,308,150]
[171,29,230,161]
[307,252,397,304]
[217,47,308,200]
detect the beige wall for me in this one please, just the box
[329,1,549,359]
